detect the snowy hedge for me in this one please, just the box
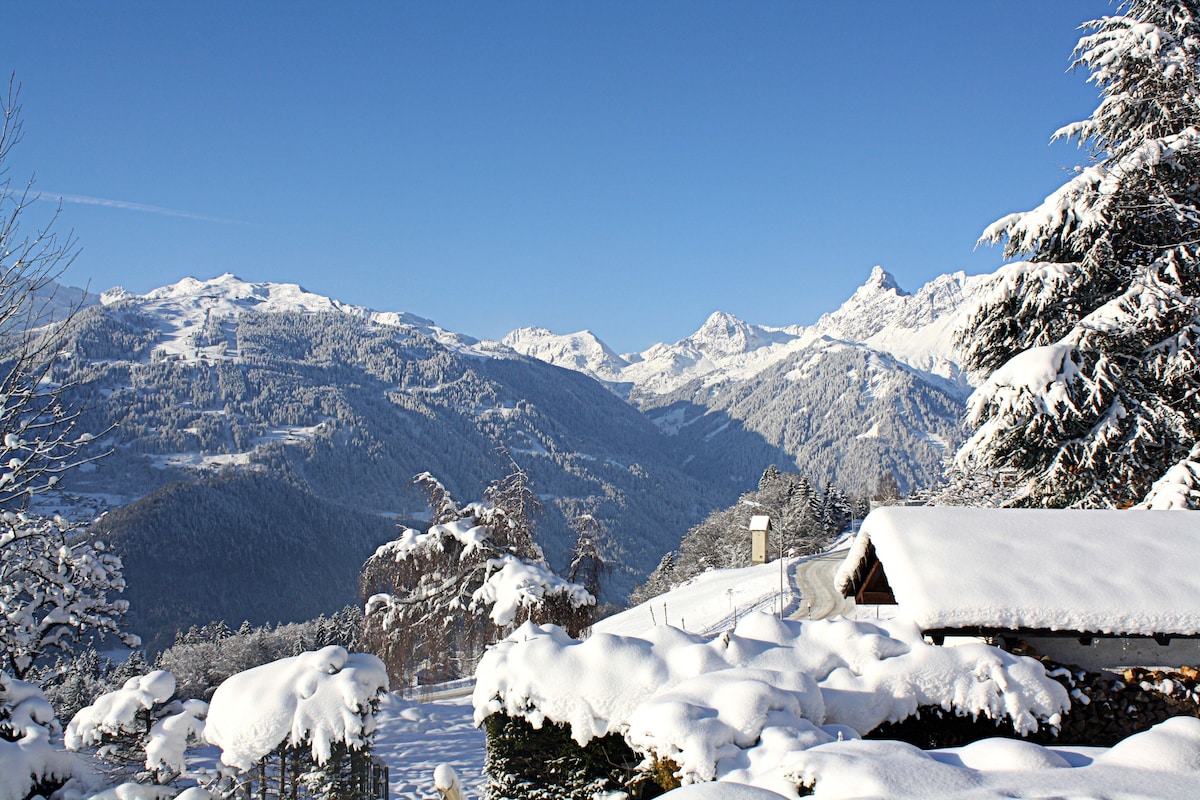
[0,647,390,800]
[473,612,1068,788]
[65,670,207,785]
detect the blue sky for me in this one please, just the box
[8,0,1109,353]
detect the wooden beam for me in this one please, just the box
[855,560,896,605]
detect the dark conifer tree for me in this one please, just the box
[959,0,1200,508]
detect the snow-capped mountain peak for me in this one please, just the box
[688,311,763,356]
[132,273,347,315]
[500,327,630,383]
[863,264,906,295]
[813,266,911,342]
[503,265,993,399]
[813,268,992,386]
[99,274,486,362]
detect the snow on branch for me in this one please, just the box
[980,129,1200,259]
[963,344,1083,427]
[471,554,595,627]
[1140,440,1200,509]
[0,514,139,679]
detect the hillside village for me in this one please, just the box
[4,1,1200,800]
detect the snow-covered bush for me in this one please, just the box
[204,646,388,800]
[65,669,207,786]
[473,613,1068,791]
[360,472,594,686]
[481,712,647,800]
[0,670,82,800]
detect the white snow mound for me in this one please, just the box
[473,612,1067,785]
[204,646,388,771]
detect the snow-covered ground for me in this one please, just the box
[593,558,801,638]
[374,693,487,800]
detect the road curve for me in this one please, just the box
[788,549,855,621]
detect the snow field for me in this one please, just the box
[593,558,802,638]
[373,694,487,800]
[775,717,1200,800]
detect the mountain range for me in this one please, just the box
[34,266,990,648]
[505,265,991,492]
[504,265,986,398]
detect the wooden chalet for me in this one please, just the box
[835,506,1200,670]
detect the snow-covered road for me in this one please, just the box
[788,550,855,621]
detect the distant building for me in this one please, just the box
[750,515,771,565]
[835,506,1200,670]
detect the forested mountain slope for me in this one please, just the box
[90,472,396,653]
[640,340,966,493]
[44,275,735,646]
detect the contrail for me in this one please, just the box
[37,192,251,225]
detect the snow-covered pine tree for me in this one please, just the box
[758,463,783,492]
[627,551,677,606]
[813,483,853,539]
[30,648,151,726]
[360,471,593,686]
[32,648,115,723]
[958,0,1200,508]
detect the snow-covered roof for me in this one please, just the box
[836,507,1200,636]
